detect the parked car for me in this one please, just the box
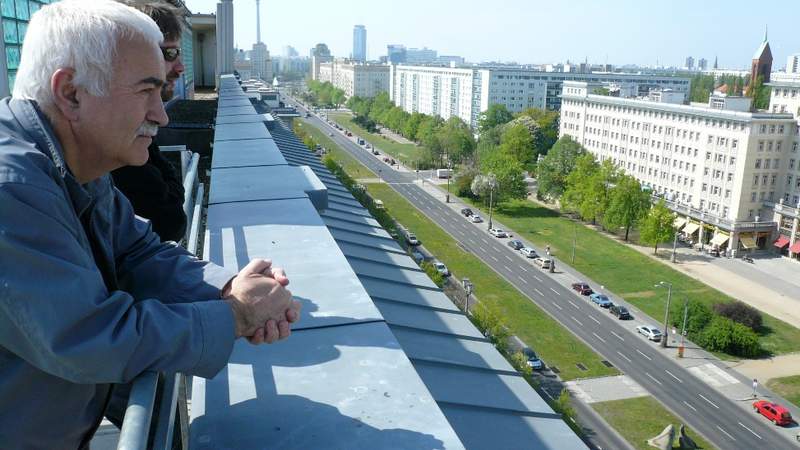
[357,138,366,145]
[507,239,524,250]
[328,132,334,136]
[372,149,380,156]
[489,228,508,238]
[433,261,450,277]
[411,250,425,264]
[346,131,353,137]
[470,215,483,223]
[589,293,613,308]
[636,325,663,342]
[520,247,538,258]
[609,305,631,319]
[523,348,544,370]
[571,282,593,296]
[753,400,793,426]
[533,257,552,269]
[366,143,372,149]
[406,233,420,246]
[460,208,473,217]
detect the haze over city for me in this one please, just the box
[185,0,798,68]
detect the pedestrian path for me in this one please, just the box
[566,375,649,404]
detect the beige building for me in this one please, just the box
[560,81,800,259]
[317,59,389,98]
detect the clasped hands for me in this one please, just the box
[223,259,301,344]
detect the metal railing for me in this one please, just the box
[117,146,204,450]
[661,197,777,231]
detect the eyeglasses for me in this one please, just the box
[161,47,181,62]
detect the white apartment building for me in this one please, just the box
[318,60,390,98]
[389,65,690,128]
[560,81,800,259]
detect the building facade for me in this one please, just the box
[352,25,366,62]
[560,81,800,258]
[250,42,272,82]
[318,59,389,98]
[389,64,691,128]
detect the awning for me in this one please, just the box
[674,218,686,229]
[739,235,757,249]
[790,241,800,254]
[711,234,729,246]
[774,235,790,249]
[682,223,700,235]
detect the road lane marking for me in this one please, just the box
[552,302,563,311]
[478,246,487,253]
[616,351,632,363]
[698,393,719,409]
[533,275,542,282]
[535,288,544,296]
[456,230,465,237]
[568,300,580,310]
[737,422,761,440]
[645,372,663,386]
[591,332,606,343]
[664,369,683,383]
[682,401,697,412]
[588,316,601,325]
[635,349,652,361]
[716,425,735,441]
[504,265,513,272]
[550,288,561,295]
[504,254,514,262]
[570,316,583,326]
[519,266,528,272]
[610,331,625,341]
[490,255,499,262]
[517,276,528,284]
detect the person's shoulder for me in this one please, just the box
[0,133,62,196]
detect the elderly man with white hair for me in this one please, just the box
[0,1,301,448]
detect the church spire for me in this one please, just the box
[764,25,768,42]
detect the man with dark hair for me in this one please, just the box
[112,0,189,242]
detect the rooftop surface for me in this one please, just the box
[189,74,588,449]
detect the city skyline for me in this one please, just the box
[184,0,798,69]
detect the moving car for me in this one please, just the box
[520,247,538,258]
[507,239,524,250]
[636,325,662,342]
[460,208,473,217]
[609,305,631,319]
[533,257,552,269]
[523,348,544,370]
[470,215,483,223]
[589,293,613,308]
[489,228,508,238]
[571,282,593,296]
[753,400,793,426]
[433,261,450,277]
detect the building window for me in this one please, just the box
[755,159,762,169]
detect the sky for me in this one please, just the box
[184,0,798,69]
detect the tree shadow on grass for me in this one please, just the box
[495,200,560,219]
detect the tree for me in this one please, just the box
[403,112,425,141]
[479,104,513,133]
[536,136,584,200]
[438,116,475,165]
[562,154,614,223]
[518,108,560,155]
[639,199,675,254]
[455,166,480,198]
[480,152,527,201]
[330,88,345,108]
[499,123,535,167]
[592,87,611,96]
[749,75,771,110]
[603,175,651,240]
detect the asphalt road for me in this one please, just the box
[290,100,794,450]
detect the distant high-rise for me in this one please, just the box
[310,43,333,80]
[685,56,695,70]
[255,0,262,43]
[283,45,298,58]
[713,56,718,69]
[406,47,437,64]
[353,25,367,62]
[787,54,800,74]
[698,58,708,71]
[387,44,407,64]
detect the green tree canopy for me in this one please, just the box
[536,136,585,200]
[517,108,560,155]
[480,152,527,201]
[639,199,676,254]
[479,104,514,133]
[499,123,535,167]
[562,156,619,224]
[603,174,651,240]
[438,116,476,164]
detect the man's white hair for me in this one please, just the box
[12,0,163,107]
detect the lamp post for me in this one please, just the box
[462,278,473,315]
[671,229,679,263]
[571,222,577,264]
[655,281,673,348]
[678,296,689,358]
[446,161,452,203]
[487,174,497,231]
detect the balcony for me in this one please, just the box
[767,200,800,219]
[661,197,776,231]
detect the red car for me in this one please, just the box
[571,282,593,296]
[753,400,793,426]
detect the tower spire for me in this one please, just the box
[764,25,768,42]
[255,0,262,44]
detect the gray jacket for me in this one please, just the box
[0,98,237,449]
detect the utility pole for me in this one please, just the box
[656,281,673,348]
[487,177,496,230]
[671,229,678,263]
[571,222,577,264]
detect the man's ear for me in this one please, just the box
[50,68,80,121]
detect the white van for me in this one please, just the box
[436,169,453,179]
[533,257,552,269]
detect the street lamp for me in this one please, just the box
[446,161,452,203]
[571,222,577,264]
[487,174,497,230]
[462,278,474,315]
[655,281,673,348]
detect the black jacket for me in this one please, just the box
[111,141,187,242]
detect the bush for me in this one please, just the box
[669,298,713,336]
[697,316,762,357]
[509,351,533,379]
[713,301,763,331]
[471,301,510,353]
[454,167,479,198]
[420,261,445,287]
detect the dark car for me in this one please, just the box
[507,239,524,250]
[609,305,631,319]
[571,282,593,296]
[460,208,473,217]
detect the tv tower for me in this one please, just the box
[255,0,262,43]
